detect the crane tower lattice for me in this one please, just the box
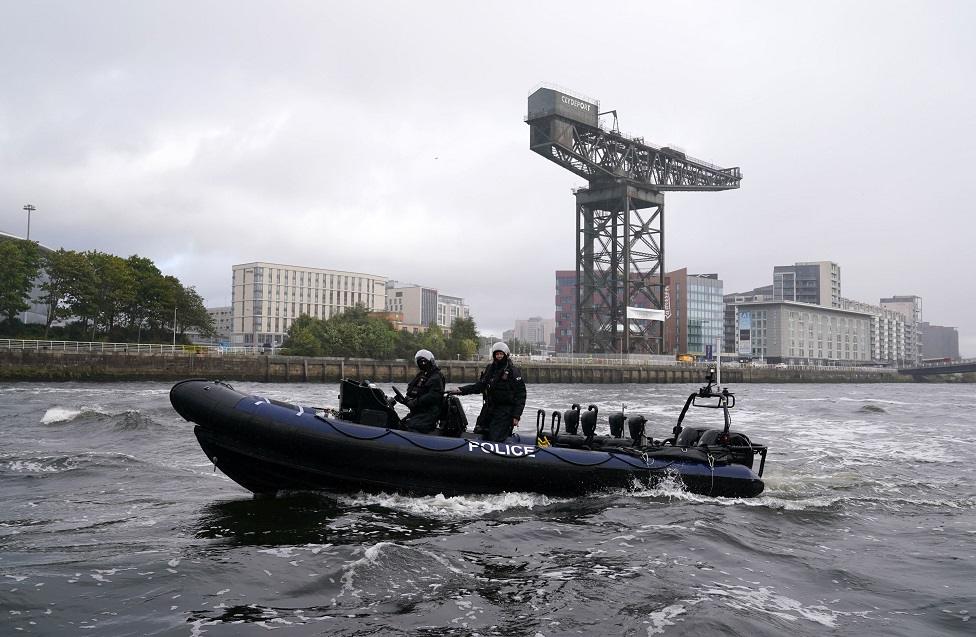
[526,86,741,354]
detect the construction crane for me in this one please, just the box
[526,84,741,354]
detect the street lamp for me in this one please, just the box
[23,204,35,241]
[173,307,177,348]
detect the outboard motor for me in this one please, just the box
[563,404,581,435]
[627,414,647,445]
[580,405,598,445]
[728,431,755,469]
[676,427,708,447]
[608,412,625,438]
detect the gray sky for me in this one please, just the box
[2,1,974,355]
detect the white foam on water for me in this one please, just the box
[337,490,568,519]
[1,458,76,473]
[334,540,466,607]
[700,581,873,627]
[646,603,688,634]
[258,547,297,558]
[41,407,82,424]
[336,541,397,601]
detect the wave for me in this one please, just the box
[857,404,887,414]
[40,406,162,431]
[41,407,87,424]
[0,451,144,475]
[836,396,922,406]
[336,490,570,519]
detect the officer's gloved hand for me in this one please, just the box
[405,398,417,409]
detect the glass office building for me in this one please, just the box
[664,269,724,357]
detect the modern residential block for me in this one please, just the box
[231,262,387,347]
[773,261,841,308]
[736,300,872,365]
[880,295,923,365]
[385,283,469,331]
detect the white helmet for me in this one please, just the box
[491,342,510,356]
[415,349,435,366]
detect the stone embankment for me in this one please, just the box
[0,350,907,384]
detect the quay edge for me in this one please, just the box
[0,350,909,384]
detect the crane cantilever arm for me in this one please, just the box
[528,117,741,191]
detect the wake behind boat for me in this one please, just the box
[170,371,767,499]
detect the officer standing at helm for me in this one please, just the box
[397,349,444,434]
[447,342,526,442]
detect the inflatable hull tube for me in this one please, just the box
[170,379,764,499]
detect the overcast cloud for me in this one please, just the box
[1,1,974,355]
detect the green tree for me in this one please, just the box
[88,251,137,337]
[393,328,421,360]
[60,251,99,337]
[282,315,323,356]
[419,323,446,359]
[450,316,478,342]
[444,316,478,360]
[175,284,214,341]
[123,255,168,337]
[38,249,90,338]
[284,305,398,358]
[0,239,41,326]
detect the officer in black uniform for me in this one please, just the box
[397,349,445,434]
[447,342,526,442]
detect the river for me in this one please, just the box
[0,380,973,635]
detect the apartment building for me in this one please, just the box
[838,297,908,364]
[513,316,556,349]
[385,283,469,331]
[231,262,387,347]
[773,261,841,308]
[919,322,960,361]
[881,295,923,365]
[736,300,872,364]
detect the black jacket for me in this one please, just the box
[405,365,445,414]
[458,360,526,420]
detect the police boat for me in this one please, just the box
[170,370,768,499]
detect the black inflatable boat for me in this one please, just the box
[170,372,768,499]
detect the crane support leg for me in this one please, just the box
[575,184,664,354]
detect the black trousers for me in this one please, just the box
[402,409,438,434]
[476,407,514,442]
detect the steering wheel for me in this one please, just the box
[392,386,405,402]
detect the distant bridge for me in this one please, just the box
[899,358,976,377]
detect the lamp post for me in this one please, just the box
[23,204,36,241]
[173,307,177,348]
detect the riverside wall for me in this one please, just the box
[0,350,908,384]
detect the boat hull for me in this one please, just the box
[171,379,764,499]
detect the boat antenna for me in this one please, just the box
[715,337,722,391]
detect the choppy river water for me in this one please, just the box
[1,380,973,636]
